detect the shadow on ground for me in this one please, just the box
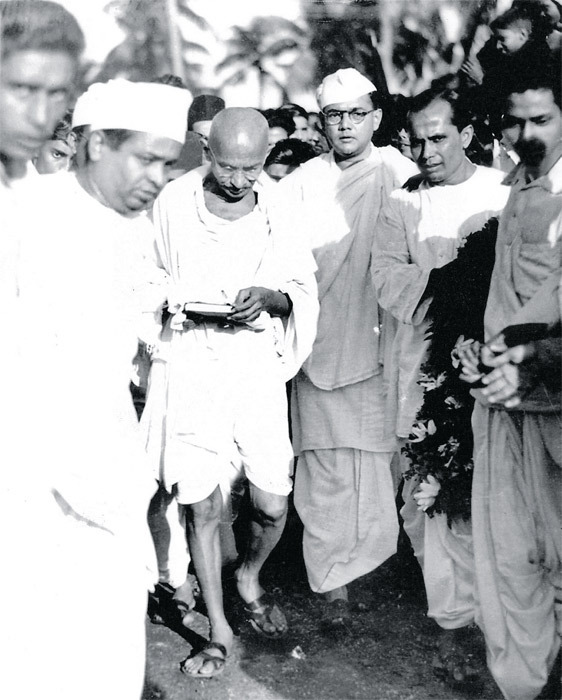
[142,494,511,700]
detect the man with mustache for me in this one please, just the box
[461,64,561,700]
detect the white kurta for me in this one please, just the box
[372,164,510,630]
[2,172,158,700]
[140,167,318,502]
[372,164,511,439]
[279,145,416,593]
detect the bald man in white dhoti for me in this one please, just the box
[140,108,318,678]
[279,68,417,624]
[4,77,190,700]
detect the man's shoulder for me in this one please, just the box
[472,164,509,186]
[376,145,418,184]
[284,153,331,182]
[157,167,204,206]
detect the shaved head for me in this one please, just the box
[205,108,269,202]
[209,108,268,160]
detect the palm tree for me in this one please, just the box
[96,0,210,89]
[216,16,306,108]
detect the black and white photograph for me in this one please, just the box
[1,1,561,698]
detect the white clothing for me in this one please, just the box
[141,167,318,502]
[2,171,157,700]
[294,449,397,593]
[373,165,510,633]
[373,164,510,438]
[279,145,415,592]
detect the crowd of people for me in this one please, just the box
[1,1,560,699]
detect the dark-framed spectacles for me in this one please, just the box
[323,108,374,126]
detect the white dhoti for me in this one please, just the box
[294,448,397,593]
[400,476,475,630]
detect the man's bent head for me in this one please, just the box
[75,80,191,215]
[207,108,268,202]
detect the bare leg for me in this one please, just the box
[181,487,233,676]
[235,484,288,636]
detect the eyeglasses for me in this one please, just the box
[323,109,374,126]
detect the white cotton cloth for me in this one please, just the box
[280,144,417,394]
[140,167,319,498]
[75,79,192,143]
[294,449,398,593]
[316,67,377,109]
[400,462,475,630]
[372,164,510,438]
[278,145,415,592]
[1,171,158,700]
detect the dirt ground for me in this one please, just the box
[142,500,508,700]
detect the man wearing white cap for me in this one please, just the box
[278,68,416,624]
[10,79,191,699]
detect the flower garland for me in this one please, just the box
[403,218,498,524]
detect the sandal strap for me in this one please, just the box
[202,642,227,658]
[244,592,274,614]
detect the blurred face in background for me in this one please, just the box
[265,162,297,182]
[192,119,213,163]
[0,49,76,176]
[494,25,529,55]
[268,126,289,151]
[34,137,74,174]
[291,115,310,141]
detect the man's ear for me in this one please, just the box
[87,131,105,162]
[372,108,383,133]
[460,123,474,150]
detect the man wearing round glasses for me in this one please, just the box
[279,68,416,627]
[322,101,379,165]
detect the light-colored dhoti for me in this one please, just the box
[294,448,398,593]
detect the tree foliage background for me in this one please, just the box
[89,0,502,103]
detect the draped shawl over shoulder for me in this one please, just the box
[279,145,416,390]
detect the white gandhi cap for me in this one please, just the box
[72,79,192,144]
[316,68,377,110]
